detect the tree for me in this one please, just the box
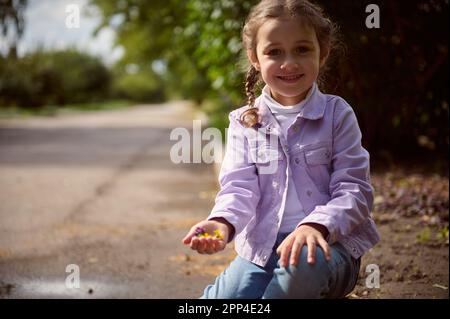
[0,0,27,58]
[90,0,448,159]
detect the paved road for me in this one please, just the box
[0,102,233,298]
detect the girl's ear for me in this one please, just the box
[247,49,260,71]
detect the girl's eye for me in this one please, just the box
[267,49,282,56]
[296,46,310,54]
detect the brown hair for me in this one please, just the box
[239,0,341,128]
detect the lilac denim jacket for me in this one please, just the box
[208,87,380,267]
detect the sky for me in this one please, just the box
[0,0,124,65]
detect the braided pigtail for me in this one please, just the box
[240,66,260,128]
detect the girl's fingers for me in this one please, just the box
[216,239,226,252]
[318,237,331,261]
[182,226,197,244]
[276,236,289,256]
[279,237,294,268]
[215,239,225,253]
[190,237,199,251]
[276,243,283,256]
[212,239,221,252]
[198,238,220,255]
[210,239,226,253]
[209,239,218,253]
[204,238,216,255]
[306,236,317,264]
[289,238,304,266]
[189,233,224,254]
[182,233,194,245]
[198,238,208,254]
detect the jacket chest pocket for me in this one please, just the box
[303,146,332,194]
[305,147,331,165]
[250,144,282,176]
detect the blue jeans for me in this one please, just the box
[201,233,360,299]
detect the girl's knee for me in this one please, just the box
[290,248,330,282]
[264,246,332,298]
[294,245,329,270]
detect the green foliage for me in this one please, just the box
[0,49,111,107]
[112,64,165,102]
[89,0,448,159]
[113,72,164,102]
[89,0,256,106]
[180,0,255,104]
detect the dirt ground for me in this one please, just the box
[167,168,449,299]
[352,168,449,299]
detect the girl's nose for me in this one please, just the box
[281,58,299,72]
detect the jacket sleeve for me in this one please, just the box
[298,100,374,244]
[207,111,261,240]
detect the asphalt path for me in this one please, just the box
[0,102,232,298]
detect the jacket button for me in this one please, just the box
[295,158,300,164]
[307,190,312,197]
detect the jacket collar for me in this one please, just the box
[256,84,327,129]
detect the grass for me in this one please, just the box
[416,227,432,244]
[0,100,133,119]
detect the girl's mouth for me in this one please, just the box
[277,74,304,83]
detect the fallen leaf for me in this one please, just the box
[432,284,448,290]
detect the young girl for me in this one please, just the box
[182,0,380,299]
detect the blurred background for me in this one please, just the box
[0,0,448,299]
[1,0,448,163]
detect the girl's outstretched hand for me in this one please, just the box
[182,219,230,255]
[276,223,331,268]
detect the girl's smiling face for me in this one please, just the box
[248,17,328,106]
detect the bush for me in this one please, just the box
[0,49,111,108]
[111,66,165,103]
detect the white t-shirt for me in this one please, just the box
[261,84,316,233]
